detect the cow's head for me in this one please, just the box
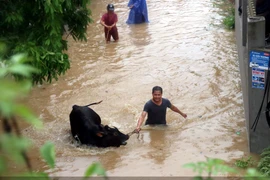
[97,125,129,147]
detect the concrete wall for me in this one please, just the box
[235,0,249,143]
[235,0,270,154]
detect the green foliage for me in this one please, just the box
[40,142,56,169]
[0,0,93,84]
[0,44,107,178]
[0,47,46,176]
[244,168,267,180]
[258,146,270,177]
[235,156,255,169]
[223,8,235,29]
[222,1,235,29]
[0,134,31,167]
[14,172,49,180]
[184,157,266,180]
[0,44,41,126]
[183,157,237,179]
[84,162,107,179]
[213,0,235,30]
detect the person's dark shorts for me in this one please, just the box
[104,29,119,42]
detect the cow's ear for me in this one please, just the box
[96,132,103,137]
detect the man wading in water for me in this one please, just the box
[135,86,187,132]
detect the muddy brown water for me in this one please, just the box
[21,0,251,177]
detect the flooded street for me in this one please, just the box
[23,0,248,177]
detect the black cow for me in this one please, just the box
[69,101,129,147]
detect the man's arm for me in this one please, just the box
[110,22,116,28]
[100,19,108,28]
[136,111,147,132]
[170,104,187,118]
[102,14,117,29]
[100,14,110,28]
[111,14,118,28]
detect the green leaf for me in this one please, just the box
[45,39,51,46]
[207,158,224,165]
[245,168,265,178]
[0,68,8,77]
[10,54,28,64]
[184,158,238,177]
[8,64,39,77]
[13,104,43,129]
[0,135,32,164]
[193,176,203,180]
[0,80,34,118]
[0,80,32,104]
[13,172,49,180]
[0,42,7,55]
[183,163,197,169]
[0,157,7,174]
[261,149,270,157]
[40,142,55,169]
[84,162,107,178]
[0,102,13,118]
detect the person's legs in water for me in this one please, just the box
[104,29,112,43]
[111,29,119,42]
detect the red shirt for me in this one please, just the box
[101,12,118,31]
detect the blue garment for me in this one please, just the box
[126,0,149,24]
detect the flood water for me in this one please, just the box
[22,0,249,177]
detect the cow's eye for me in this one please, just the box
[113,132,118,136]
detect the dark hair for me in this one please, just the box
[152,86,163,94]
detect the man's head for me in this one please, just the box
[152,86,163,103]
[152,86,163,94]
[107,4,114,13]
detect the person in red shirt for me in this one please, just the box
[100,4,119,43]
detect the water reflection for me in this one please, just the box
[140,126,171,164]
[98,151,122,171]
[102,43,118,60]
[127,23,151,46]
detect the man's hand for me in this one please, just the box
[134,127,141,133]
[182,113,187,118]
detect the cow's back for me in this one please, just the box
[69,105,101,144]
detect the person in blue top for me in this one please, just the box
[135,86,187,132]
[126,0,149,24]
